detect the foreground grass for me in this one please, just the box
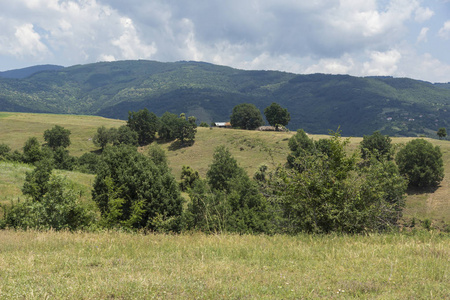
[0,230,448,299]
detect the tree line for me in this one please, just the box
[0,110,445,233]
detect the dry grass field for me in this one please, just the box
[0,230,448,299]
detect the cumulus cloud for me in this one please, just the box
[414,7,434,22]
[438,21,450,39]
[0,0,449,82]
[362,49,402,76]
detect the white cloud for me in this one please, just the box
[438,21,450,39]
[363,49,402,76]
[417,27,429,43]
[111,17,157,59]
[0,0,448,82]
[414,7,434,22]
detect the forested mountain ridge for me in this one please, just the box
[1,60,450,136]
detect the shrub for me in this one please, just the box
[4,174,94,230]
[264,131,406,233]
[185,146,269,233]
[360,131,392,161]
[92,145,183,231]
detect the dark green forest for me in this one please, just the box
[1,60,450,136]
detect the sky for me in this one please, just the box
[0,0,450,83]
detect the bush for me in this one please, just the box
[76,152,100,174]
[396,139,444,188]
[23,137,43,164]
[3,174,94,230]
[360,131,392,161]
[92,145,183,231]
[185,146,269,233]
[180,165,200,191]
[263,131,407,233]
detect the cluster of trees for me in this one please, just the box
[230,102,290,130]
[93,109,197,149]
[0,121,445,233]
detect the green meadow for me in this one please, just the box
[0,230,448,299]
[0,112,449,299]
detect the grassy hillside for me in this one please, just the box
[1,113,450,226]
[0,230,448,299]
[1,60,450,136]
[0,112,123,156]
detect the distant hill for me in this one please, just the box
[0,60,450,136]
[0,65,64,79]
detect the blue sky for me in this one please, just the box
[0,0,449,82]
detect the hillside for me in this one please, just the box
[1,60,450,136]
[0,65,64,79]
[1,112,449,226]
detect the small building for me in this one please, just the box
[214,122,232,128]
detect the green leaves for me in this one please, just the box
[264,102,290,130]
[396,139,444,188]
[230,103,264,130]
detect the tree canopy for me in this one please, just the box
[360,131,392,161]
[264,102,290,130]
[396,139,444,188]
[127,108,159,145]
[92,145,183,231]
[230,103,264,130]
[43,125,71,150]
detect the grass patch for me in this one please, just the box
[1,112,450,225]
[0,230,448,299]
[0,112,124,156]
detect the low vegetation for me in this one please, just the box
[0,230,448,299]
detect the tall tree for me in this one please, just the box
[437,127,447,140]
[127,108,159,145]
[43,125,71,150]
[264,102,290,130]
[230,103,264,130]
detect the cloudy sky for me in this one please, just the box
[1,0,449,82]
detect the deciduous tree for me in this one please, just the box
[230,103,264,130]
[44,125,71,150]
[396,139,444,188]
[264,102,290,130]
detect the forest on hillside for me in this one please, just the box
[1,60,450,137]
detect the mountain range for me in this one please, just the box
[1,60,450,136]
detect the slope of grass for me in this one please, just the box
[1,112,449,225]
[0,161,95,208]
[0,112,124,156]
[0,230,448,299]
